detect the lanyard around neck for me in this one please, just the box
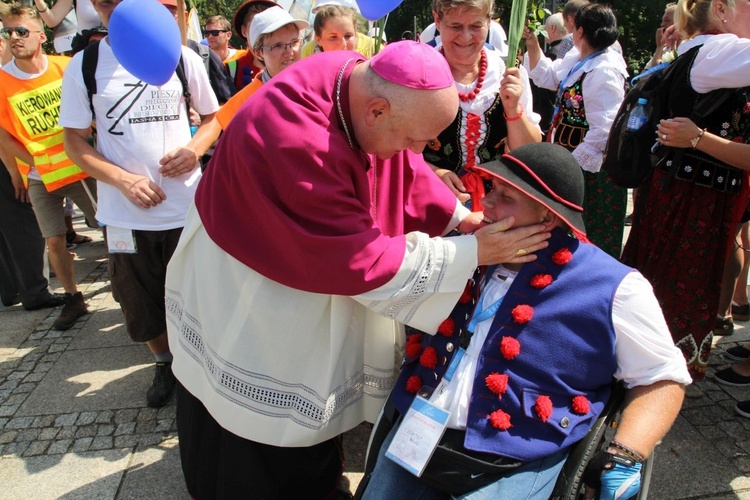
[556,49,605,103]
[550,49,605,131]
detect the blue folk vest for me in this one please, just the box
[391,229,633,462]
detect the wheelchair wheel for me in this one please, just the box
[549,383,651,500]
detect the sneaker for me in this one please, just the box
[725,345,750,362]
[714,316,734,337]
[732,303,750,321]
[52,292,88,330]
[714,366,750,386]
[146,362,176,408]
[24,292,66,311]
[736,400,750,419]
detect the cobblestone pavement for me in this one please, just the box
[1,219,750,498]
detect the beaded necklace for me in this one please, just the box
[441,48,487,102]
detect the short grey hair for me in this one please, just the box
[545,12,565,33]
[432,0,494,21]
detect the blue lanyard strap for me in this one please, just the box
[555,49,606,103]
[466,265,502,334]
[630,61,669,86]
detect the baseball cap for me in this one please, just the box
[249,7,309,48]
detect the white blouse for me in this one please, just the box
[682,33,750,93]
[527,47,628,173]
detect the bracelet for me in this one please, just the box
[37,5,48,12]
[603,451,637,467]
[504,105,524,122]
[609,440,645,463]
[690,128,706,149]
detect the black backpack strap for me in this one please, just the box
[174,55,192,120]
[81,40,100,120]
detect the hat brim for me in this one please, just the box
[253,18,309,46]
[474,159,587,239]
[233,0,279,36]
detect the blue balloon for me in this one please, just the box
[357,0,403,21]
[109,0,181,86]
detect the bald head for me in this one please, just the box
[349,63,458,160]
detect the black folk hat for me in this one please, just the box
[474,143,587,239]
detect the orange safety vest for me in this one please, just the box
[0,55,88,192]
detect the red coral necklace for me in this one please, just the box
[441,48,487,102]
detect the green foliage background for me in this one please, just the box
[24,0,671,75]
[382,0,672,75]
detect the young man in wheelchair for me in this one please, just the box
[360,143,691,500]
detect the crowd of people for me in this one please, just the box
[1,0,749,497]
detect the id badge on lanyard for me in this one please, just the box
[385,348,465,476]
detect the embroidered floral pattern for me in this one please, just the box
[558,78,589,128]
[719,101,750,143]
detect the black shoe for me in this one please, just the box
[725,345,750,362]
[24,292,66,311]
[147,362,176,408]
[714,316,734,336]
[52,292,88,330]
[714,366,750,386]
[624,213,633,226]
[2,295,21,307]
[732,303,750,321]
[736,400,750,419]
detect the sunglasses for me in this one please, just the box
[203,29,229,37]
[0,27,43,39]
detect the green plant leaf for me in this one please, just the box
[506,0,529,68]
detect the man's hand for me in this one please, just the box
[159,147,199,178]
[121,173,166,208]
[435,168,471,203]
[582,451,642,500]
[474,216,551,265]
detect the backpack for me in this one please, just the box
[601,45,732,188]
[81,40,192,121]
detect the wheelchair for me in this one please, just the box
[355,382,652,499]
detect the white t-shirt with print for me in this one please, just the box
[59,40,219,230]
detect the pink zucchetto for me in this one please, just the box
[369,41,453,90]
